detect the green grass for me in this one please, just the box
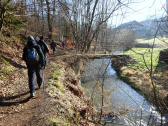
[0,55,15,80]
[0,65,15,75]
[50,117,71,126]
[124,48,161,70]
[48,64,65,94]
[52,70,61,80]
[136,38,168,47]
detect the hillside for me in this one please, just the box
[0,34,95,126]
[116,17,168,38]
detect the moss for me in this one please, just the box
[0,75,6,81]
[0,55,10,65]
[48,80,65,95]
[49,65,65,94]
[0,65,15,75]
[53,80,65,94]
[50,117,71,126]
[52,70,61,80]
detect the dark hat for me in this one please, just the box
[40,36,43,40]
[27,35,36,46]
[27,35,35,42]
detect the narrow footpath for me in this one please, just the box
[0,53,95,126]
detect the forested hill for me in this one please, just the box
[116,17,168,38]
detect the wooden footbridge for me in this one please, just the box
[54,53,124,59]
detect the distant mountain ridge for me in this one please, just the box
[116,18,168,38]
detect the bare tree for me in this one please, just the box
[58,0,131,53]
[0,0,12,30]
[45,0,53,38]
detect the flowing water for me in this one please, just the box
[81,58,167,126]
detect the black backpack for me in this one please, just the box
[37,40,48,56]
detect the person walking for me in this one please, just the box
[36,36,50,92]
[22,36,45,97]
[62,39,67,50]
[50,40,57,54]
[37,36,49,56]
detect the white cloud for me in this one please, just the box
[111,0,166,26]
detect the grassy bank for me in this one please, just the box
[124,48,161,71]
[112,48,168,113]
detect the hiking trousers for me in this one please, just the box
[27,65,43,94]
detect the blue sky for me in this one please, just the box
[111,0,166,26]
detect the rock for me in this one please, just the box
[159,49,168,64]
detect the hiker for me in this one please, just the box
[62,39,66,49]
[50,40,57,54]
[22,36,45,97]
[37,36,49,66]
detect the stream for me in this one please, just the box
[81,58,167,126]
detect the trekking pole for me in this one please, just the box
[42,69,45,93]
[42,59,47,93]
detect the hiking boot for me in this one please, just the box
[38,82,44,89]
[38,83,42,89]
[30,92,35,97]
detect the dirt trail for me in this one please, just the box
[0,60,52,126]
[0,53,95,126]
[0,52,64,126]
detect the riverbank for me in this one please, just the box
[111,55,168,114]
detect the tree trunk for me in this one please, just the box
[0,2,5,31]
[0,0,12,31]
[45,0,52,39]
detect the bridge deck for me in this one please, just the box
[55,53,124,59]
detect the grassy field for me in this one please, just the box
[136,37,168,48]
[124,37,168,71]
[124,48,162,71]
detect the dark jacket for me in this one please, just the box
[37,40,49,57]
[22,39,45,68]
[50,41,57,49]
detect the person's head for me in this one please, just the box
[27,35,36,47]
[27,35,34,42]
[40,36,43,40]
